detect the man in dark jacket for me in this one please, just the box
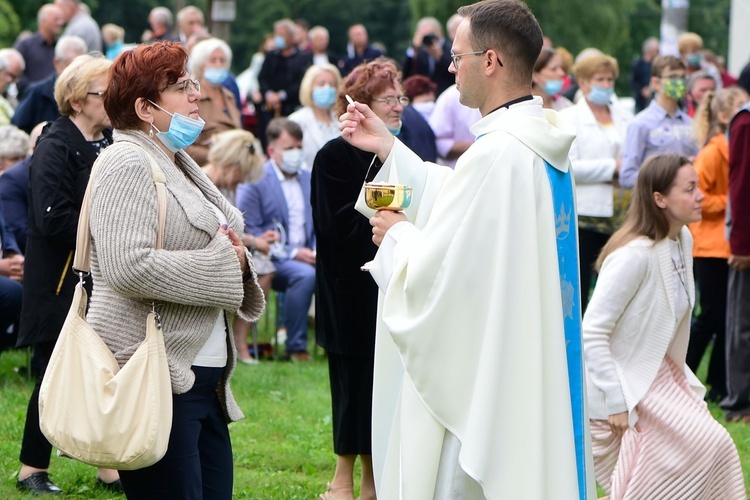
[721,102,750,422]
[257,19,312,148]
[338,24,383,77]
[630,37,659,113]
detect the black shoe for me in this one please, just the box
[725,410,750,423]
[97,477,124,493]
[16,471,63,495]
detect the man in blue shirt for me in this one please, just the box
[620,55,698,188]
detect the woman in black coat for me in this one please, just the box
[15,55,118,495]
[311,58,406,500]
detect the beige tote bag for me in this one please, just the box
[39,143,172,470]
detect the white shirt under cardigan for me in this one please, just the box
[583,226,704,428]
[193,198,230,368]
[559,97,632,218]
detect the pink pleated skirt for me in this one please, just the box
[590,357,746,500]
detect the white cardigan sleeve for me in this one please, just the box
[583,243,650,415]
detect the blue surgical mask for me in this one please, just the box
[148,100,205,152]
[386,122,402,136]
[274,35,286,50]
[686,53,702,68]
[279,148,304,174]
[312,85,337,109]
[204,67,228,86]
[542,79,563,96]
[587,85,613,106]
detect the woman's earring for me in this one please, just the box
[149,125,154,138]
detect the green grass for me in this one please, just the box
[0,315,748,498]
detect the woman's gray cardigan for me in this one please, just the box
[86,129,265,422]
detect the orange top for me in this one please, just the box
[689,133,730,258]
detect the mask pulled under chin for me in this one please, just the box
[149,100,205,152]
[386,121,402,136]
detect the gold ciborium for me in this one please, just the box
[364,183,413,211]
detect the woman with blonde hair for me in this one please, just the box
[686,87,750,404]
[15,53,119,495]
[559,53,632,310]
[202,128,279,364]
[202,129,264,202]
[288,63,342,169]
[584,153,745,498]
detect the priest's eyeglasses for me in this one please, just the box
[450,49,503,68]
[167,78,201,95]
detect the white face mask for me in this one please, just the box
[279,148,304,174]
[412,101,435,117]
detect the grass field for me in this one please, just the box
[0,307,748,498]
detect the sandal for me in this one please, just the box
[319,483,355,500]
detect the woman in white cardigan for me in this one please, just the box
[559,53,632,310]
[583,153,745,498]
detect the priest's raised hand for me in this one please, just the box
[339,101,395,161]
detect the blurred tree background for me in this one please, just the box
[0,0,733,97]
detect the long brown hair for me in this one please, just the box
[595,154,691,270]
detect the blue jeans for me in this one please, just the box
[272,259,315,352]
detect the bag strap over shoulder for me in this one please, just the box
[73,143,167,275]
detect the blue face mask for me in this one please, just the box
[148,100,205,152]
[312,85,337,109]
[542,79,564,96]
[686,53,702,68]
[587,85,614,106]
[274,35,286,50]
[386,122,402,136]
[204,67,228,86]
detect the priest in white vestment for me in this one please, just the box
[340,1,596,499]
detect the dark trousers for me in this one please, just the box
[0,275,22,350]
[578,228,610,312]
[328,352,374,455]
[686,257,728,398]
[119,366,233,500]
[721,268,750,412]
[19,340,56,468]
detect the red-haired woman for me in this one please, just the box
[311,57,408,500]
[89,41,265,498]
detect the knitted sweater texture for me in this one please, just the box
[86,129,264,422]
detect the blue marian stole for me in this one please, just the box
[544,160,588,500]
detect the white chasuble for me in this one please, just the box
[356,97,596,499]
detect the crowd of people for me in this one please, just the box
[0,0,750,498]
